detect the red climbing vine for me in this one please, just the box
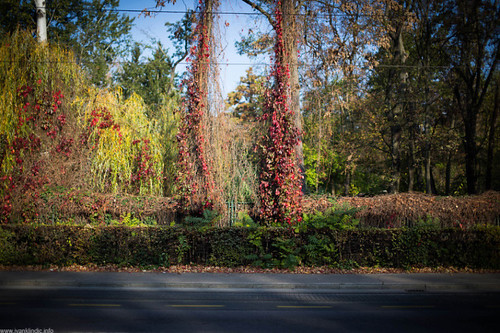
[0,83,75,222]
[176,0,219,213]
[257,0,303,225]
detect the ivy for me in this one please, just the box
[257,1,303,225]
[176,0,219,213]
[1,84,74,223]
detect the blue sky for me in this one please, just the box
[119,0,271,98]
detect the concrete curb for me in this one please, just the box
[1,280,499,291]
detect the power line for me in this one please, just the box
[0,59,457,69]
[34,6,393,19]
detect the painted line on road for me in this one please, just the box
[381,305,435,309]
[68,303,121,307]
[169,305,225,308]
[277,305,333,309]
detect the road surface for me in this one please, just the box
[0,286,498,332]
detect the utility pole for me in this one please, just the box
[34,0,47,43]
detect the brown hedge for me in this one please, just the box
[303,191,500,228]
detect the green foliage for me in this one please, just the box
[245,253,274,269]
[302,234,338,266]
[302,202,360,230]
[1,0,133,86]
[79,88,164,195]
[233,212,257,228]
[183,209,220,229]
[0,225,498,269]
[115,43,176,109]
[0,227,15,264]
[226,67,265,121]
[109,213,157,227]
[176,234,190,264]
[272,236,302,270]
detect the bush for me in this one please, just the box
[0,225,498,269]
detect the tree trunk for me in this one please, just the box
[390,124,402,194]
[445,152,452,195]
[430,163,437,194]
[344,170,351,196]
[34,0,47,43]
[388,29,407,194]
[281,0,306,193]
[486,84,498,190]
[408,104,416,192]
[424,142,432,194]
[463,104,478,194]
[445,114,456,195]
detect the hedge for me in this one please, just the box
[0,225,499,269]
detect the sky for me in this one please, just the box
[119,0,272,98]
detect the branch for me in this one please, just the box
[477,46,499,109]
[241,0,275,28]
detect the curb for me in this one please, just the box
[1,280,499,291]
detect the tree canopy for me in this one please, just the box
[0,0,134,86]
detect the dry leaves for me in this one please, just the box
[1,264,497,274]
[304,191,500,228]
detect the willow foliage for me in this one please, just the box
[1,30,167,201]
[79,87,164,195]
[0,30,86,180]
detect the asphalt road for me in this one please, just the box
[0,287,498,332]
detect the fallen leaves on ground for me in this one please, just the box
[0,264,497,274]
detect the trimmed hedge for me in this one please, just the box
[0,225,499,269]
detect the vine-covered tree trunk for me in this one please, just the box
[258,1,302,225]
[176,0,220,213]
[281,0,306,193]
[242,0,306,193]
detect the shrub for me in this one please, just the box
[0,225,498,269]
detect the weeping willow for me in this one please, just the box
[78,87,164,195]
[1,30,170,203]
[0,30,85,178]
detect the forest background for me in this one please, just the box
[0,0,499,228]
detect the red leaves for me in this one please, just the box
[257,1,302,226]
[55,137,74,157]
[175,0,218,214]
[82,107,122,147]
[1,84,72,223]
[130,138,155,194]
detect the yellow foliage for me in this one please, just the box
[0,30,173,199]
[0,30,85,177]
[81,87,164,195]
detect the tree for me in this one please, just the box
[241,0,306,192]
[34,0,47,43]
[226,67,265,121]
[442,0,499,194]
[257,1,302,224]
[0,0,134,86]
[115,42,182,197]
[117,43,175,109]
[175,0,221,212]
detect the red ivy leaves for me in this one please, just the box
[130,138,155,194]
[1,84,71,222]
[81,107,122,148]
[176,0,217,213]
[258,1,302,225]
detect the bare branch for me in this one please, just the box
[241,0,275,28]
